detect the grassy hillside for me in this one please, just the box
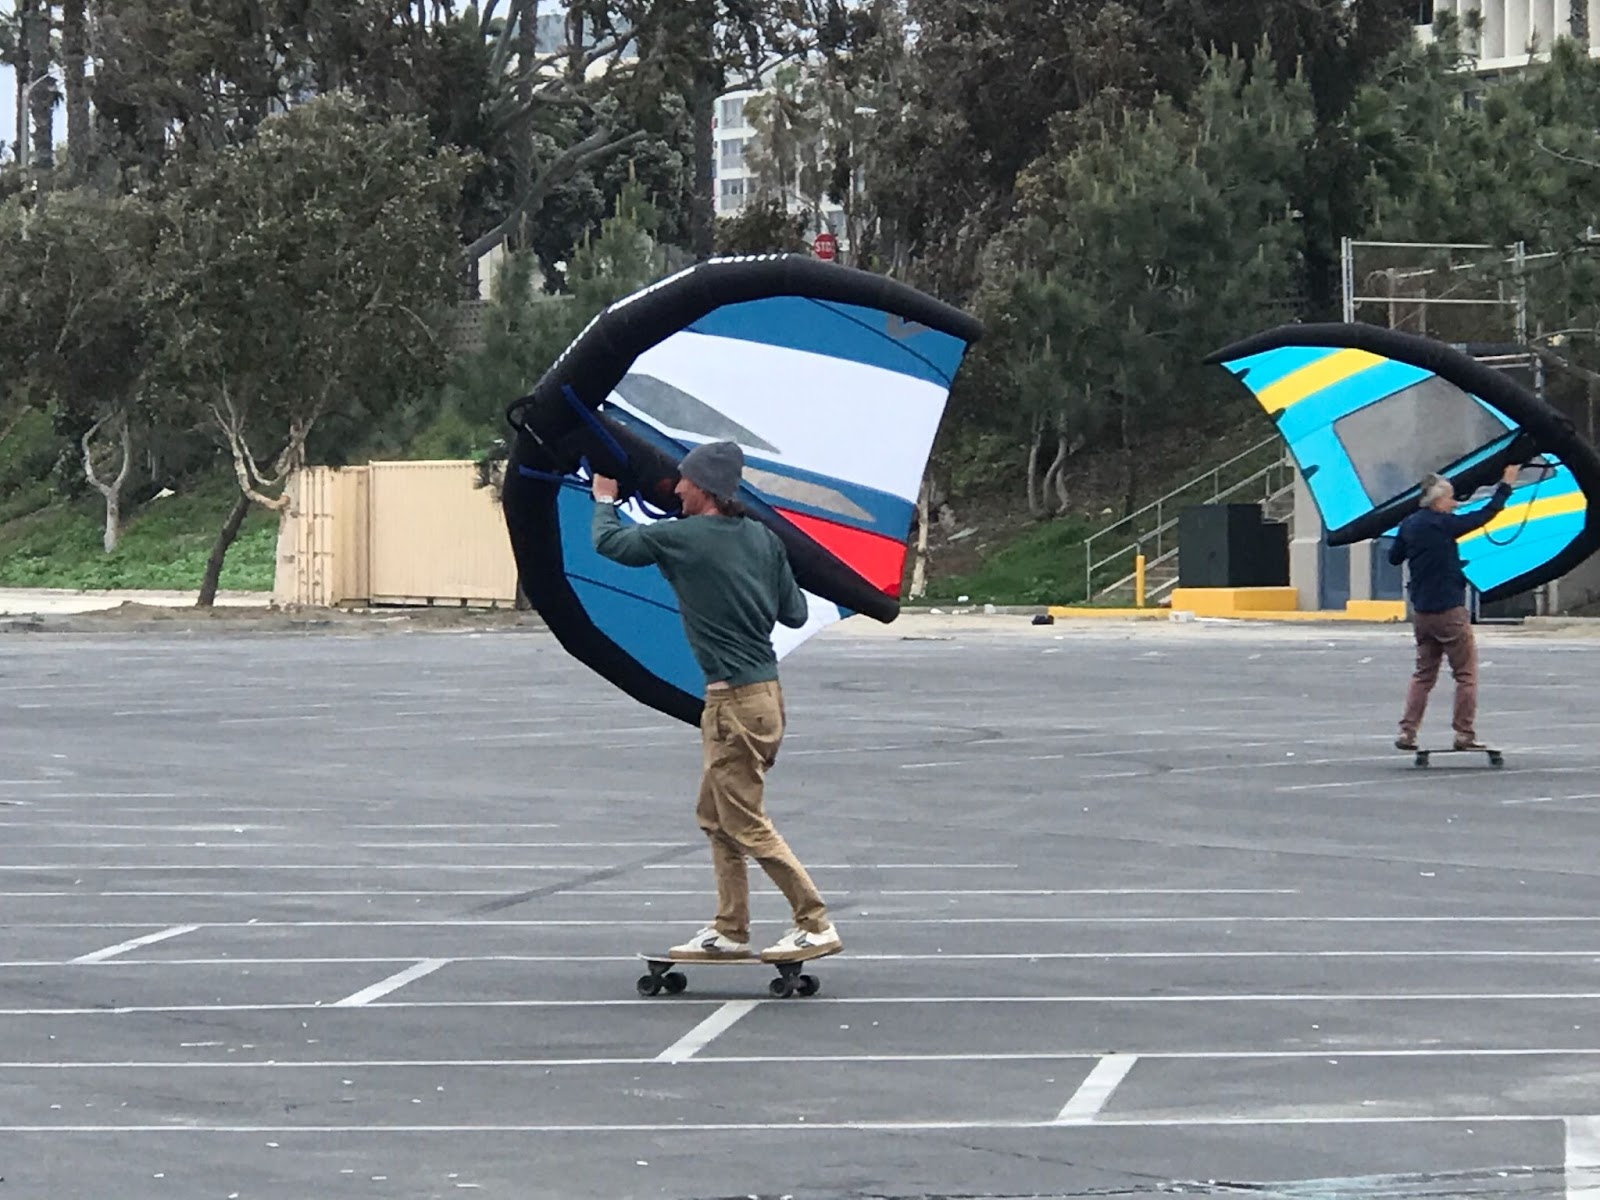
[921,516,1095,606]
[0,406,1269,603]
[0,480,277,592]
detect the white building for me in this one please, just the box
[713,91,760,217]
[712,86,848,241]
[1418,0,1600,71]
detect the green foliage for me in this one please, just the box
[0,409,62,524]
[0,188,158,427]
[149,93,473,502]
[714,195,811,255]
[403,180,671,459]
[0,482,276,591]
[922,516,1096,606]
[967,51,1312,513]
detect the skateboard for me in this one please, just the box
[634,947,840,999]
[1411,746,1504,768]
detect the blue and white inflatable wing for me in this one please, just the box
[502,255,983,724]
[1207,323,1600,603]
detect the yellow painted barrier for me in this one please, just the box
[1134,554,1146,609]
[1167,587,1300,617]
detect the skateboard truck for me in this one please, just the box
[634,952,830,999]
[1413,747,1504,768]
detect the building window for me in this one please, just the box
[719,98,746,128]
[719,137,748,169]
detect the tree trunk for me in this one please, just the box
[1040,428,1071,516]
[1025,414,1045,517]
[1119,396,1138,519]
[62,0,89,179]
[908,475,931,599]
[12,0,28,157]
[690,59,719,259]
[103,493,121,554]
[1051,432,1072,513]
[1574,0,1590,43]
[23,0,55,171]
[686,0,719,261]
[197,493,251,607]
[82,413,133,554]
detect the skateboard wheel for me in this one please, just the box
[663,971,688,994]
[636,974,663,997]
[1489,752,1505,768]
[1415,753,1429,767]
[796,974,820,997]
[768,977,795,998]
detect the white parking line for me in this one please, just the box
[0,862,1019,873]
[5,1048,1600,1068]
[0,887,1302,899]
[1054,1054,1137,1124]
[10,948,1600,968]
[655,1000,759,1063]
[11,990,1600,1016]
[0,841,688,851]
[0,1113,1577,1134]
[1570,1116,1600,1200]
[333,960,450,1007]
[15,928,1600,934]
[879,889,1299,896]
[68,925,198,965]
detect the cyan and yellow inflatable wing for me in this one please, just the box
[1208,323,1600,604]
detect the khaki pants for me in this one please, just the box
[697,680,828,943]
[1399,606,1478,742]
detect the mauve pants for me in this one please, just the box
[1398,606,1477,742]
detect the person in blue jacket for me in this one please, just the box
[1388,464,1520,751]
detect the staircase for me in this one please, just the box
[1081,438,1296,607]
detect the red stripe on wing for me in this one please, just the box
[775,508,906,596]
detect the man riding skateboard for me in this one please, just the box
[591,441,841,964]
[1388,463,1520,752]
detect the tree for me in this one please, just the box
[744,63,826,225]
[148,95,473,604]
[591,0,840,258]
[61,0,91,180]
[0,190,159,551]
[972,52,1313,515]
[410,177,674,463]
[19,0,58,171]
[1161,0,1420,317]
[868,0,1168,299]
[713,193,810,254]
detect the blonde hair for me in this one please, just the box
[1420,474,1453,506]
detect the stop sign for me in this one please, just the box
[813,232,838,261]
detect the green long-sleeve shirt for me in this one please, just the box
[592,502,810,688]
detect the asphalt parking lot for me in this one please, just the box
[3,615,1598,1199]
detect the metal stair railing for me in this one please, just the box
[1082,440,1295,605]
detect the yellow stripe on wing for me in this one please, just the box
[1255,348,1388,414]
[1459,491,1588,544]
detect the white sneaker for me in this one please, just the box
[760,923,842,962]
[669,926,753,960]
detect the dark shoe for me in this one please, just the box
[1454,737,1487,751]
[1395,734,1417,751]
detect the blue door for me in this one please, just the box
[1318,538,1350,610]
